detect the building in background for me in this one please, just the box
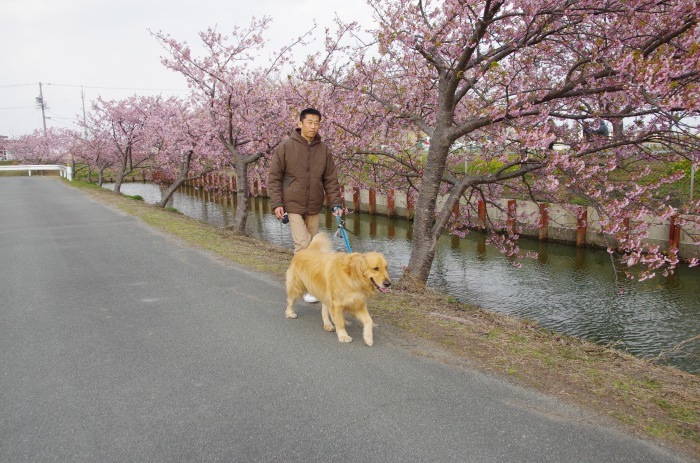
[0,135,11,160]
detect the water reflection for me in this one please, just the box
[106,183,700,374]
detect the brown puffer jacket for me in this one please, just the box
[268,128,342,215]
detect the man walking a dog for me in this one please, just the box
[268,108,344,303]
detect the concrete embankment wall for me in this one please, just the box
[169,172,699,260]
[336,186,699,259]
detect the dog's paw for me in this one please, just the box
[285,310,298,319]
[324,324,335,332]
[338,334,353,343]
[363,337,374,347]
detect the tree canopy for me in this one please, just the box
[9,1,699,282]
[300,0,700,282]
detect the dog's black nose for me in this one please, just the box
[383,281,391,288]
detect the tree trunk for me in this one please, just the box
[157,177,186,208]
[404,142,450,284]
[229,162,250,235]
[157,152,193,208]
[114,154,128,194]
[114,170,125,194]
[114,144,133,194]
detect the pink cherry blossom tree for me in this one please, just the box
[144,97,223,208]
[87,95,164,194]
[152,18,308,234]
[72,121,116,185]
[301,0,700,283]
[8,128,76,165]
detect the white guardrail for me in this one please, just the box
[0,164,73,181]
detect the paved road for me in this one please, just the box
[0,177,692,463]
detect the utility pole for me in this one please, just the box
[81,85,88,137]
[36,82,48,136]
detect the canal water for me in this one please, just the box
[106,182,700,374]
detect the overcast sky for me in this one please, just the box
[0,0,373,138]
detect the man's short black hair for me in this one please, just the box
[300,108,322,121]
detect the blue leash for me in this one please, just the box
[335,213,352,253]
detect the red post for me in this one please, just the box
[477,199,486,230]
[576,207,587,247]
[369,188,376,215]
[353,186,360,211]
[507,200,517,236]
[387,189,395,218]
[253,179,260,196]
[617,217,630,252]
[539,203,548,240]
[669,216,681,249]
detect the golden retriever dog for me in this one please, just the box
[285,232,391,346]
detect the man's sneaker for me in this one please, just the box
[303,293,319,303]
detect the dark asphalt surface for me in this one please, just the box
[0,177,693,463]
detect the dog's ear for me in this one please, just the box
[349,253,369,277]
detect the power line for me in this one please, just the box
[0,83,36,88]
[1,81,190,136]
[45,117,81,129]
[0,82,188,92]
[45,82,189,92]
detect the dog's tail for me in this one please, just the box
[307,232,335,253]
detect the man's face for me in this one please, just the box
[298,114,321,141]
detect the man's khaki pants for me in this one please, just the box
[288,213,320,253]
